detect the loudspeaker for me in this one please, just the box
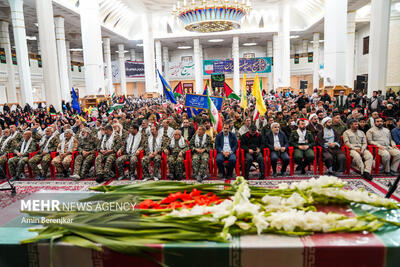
[300,80,308,90]
[356,75,368,91]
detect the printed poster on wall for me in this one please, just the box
[169,61,195,79]
[125,61,145,78]
[203,57,271,75]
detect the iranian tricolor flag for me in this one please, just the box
[206,81,222,132]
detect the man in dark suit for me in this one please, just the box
[215,122,238,179]
[180,118,196,141]
[240,124,264,180]
[264,122,290,176]
[289,119,315,174]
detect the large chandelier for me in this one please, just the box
[173,0,251,33]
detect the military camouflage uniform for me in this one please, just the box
[52,137,79,173]
[142,134,170,178]
[115,133,144,177]
[8,138,37,177]
[0,136,17,175]
[73,134,97,178]
[189,134,212,178]
[28,134,59,177]
[95,133,121,178]
[367,126,400,173]
[343,129,373,174]
[167,138,188,179]
[332,121,347,136]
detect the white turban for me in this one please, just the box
[309,113,317,121]
[321,117,332,126]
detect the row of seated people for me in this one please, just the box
[2,116,400,182]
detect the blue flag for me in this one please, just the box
[71,88,81,113]
[187,107,202,118]
[157,69,177,104]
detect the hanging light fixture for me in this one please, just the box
[173,0,251,33]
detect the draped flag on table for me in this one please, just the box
[252,74,267,116]
[71,88,81,114]
[157,69,177,104]
[207,81,222,132]
[223,82,240,100]
[240,74,247,110]
[173,82,183,98]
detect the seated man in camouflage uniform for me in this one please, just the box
[71,128,97,181]
[166,130,188,180]
[29,127,59,180]
[52,129,79,177]
[95,125,121,183]
[343,119,373,181]
[9,131,37,181]
[190,125,212,182]
[116,124,143,181]
[142,125,170,181]
[367,117,400,176]
[0,129,16,177]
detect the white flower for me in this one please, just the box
[252,212,269,234]
[261,195,282,205]
[233,202,260,216]
[236,222,251,230]
[223,215,237,228]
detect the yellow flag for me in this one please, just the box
[77,115,87,122]
[240,74,247,110]
[252,74,267,116]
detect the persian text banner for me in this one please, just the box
[184,94,224,111]
[203,57,272,75]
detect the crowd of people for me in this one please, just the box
[1,87,400,183]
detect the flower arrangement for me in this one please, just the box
[20,176,400,262]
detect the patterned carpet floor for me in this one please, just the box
[1,173,399,210]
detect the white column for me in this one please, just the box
[163,46,169,86]
[267,40,273,92]
[278,1,291,88]
[8,0,33,106]
[103,38,113,96]
[346,11,356,88]
[193,38,203,94]
[130,49,136,61]
[232,36,240,95]
[143,14,156,93]
[273,33,279,90]
[118,44,127,96]
[302,40,308,55]
[80,0,105,96]
[155,40,162,93]
[313,33,320,90]
[199,44,204,85]
[324,0,347,87]
[65,40,73,91]
[36,0,62,110]
[54,16,70,102]
[0,20,17,103]
[367,0,391,97]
